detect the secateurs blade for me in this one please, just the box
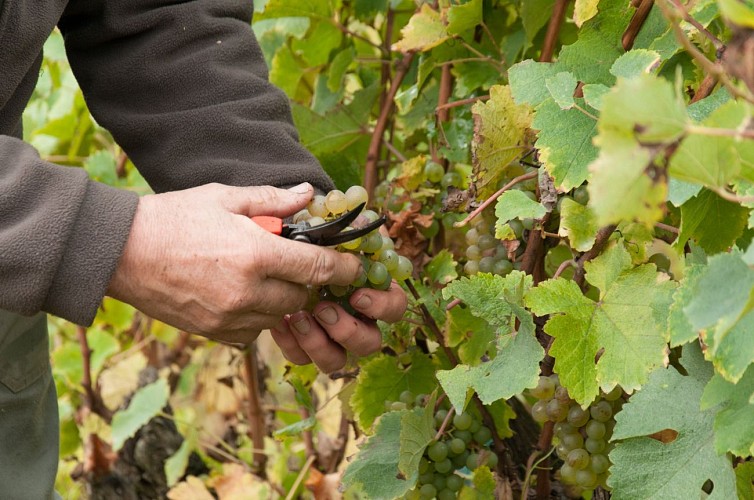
[252,202,387,246]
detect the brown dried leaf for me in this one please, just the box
[305,467,342,500]
[167,476,215,500]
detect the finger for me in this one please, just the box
[227,183,314,218]
[312,302,382,357]
[271,319,312,365]
[240,278,310,316]
[288,311,347,373]
[264,240,362,287]
[206,327,266,345]
[349,280,408,323]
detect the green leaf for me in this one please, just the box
[256,0,331,20]
[165,438,192,487]
[608,343,737,499]
[398,394,437,479]
[471,85,533,199]
[558,198,599,252]
[111,378,170,451]
[87,328,120,378]
[274,373,317,438]
[269,46,304,97]
[718,0,754,28]
[447,0,482,35]
[494,190,547,230]
[668,178,703,207]
[83,150,117,185]
[327,47,355,93]
[526,244,677,404]
[532,98,598,191]
[426,250,458,286]
[736,461,754,500]
[545,72,577,110]
[521,0,555,42]
[702,362,754,456]
[354,0,387,20]
[676,189,749,255]
[351,352,437,431]
[459,465,496,499]
[668,264,705,347]
[609,49,661,80]
[392,4,449,52]
[508,60,560,107]
[446,306,496,365]
[581,83,609,111]
[342,411,414,498]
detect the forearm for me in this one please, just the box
[0,136,138,325]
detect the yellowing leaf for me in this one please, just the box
[558,198,599,252]
[574,0,599,27]
[392,4,449,52]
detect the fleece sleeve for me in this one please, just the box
[57,0,335,194]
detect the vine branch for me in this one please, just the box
[573,225,618,289]
[455,171,538,228]
[243,344,268,475]
[540,0,569,62]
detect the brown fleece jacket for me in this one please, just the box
[0,0,334,325]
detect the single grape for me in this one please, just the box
[418,472,435,485]
[556,443,570,460]
[454,430,473,444]
[419,458,430,474]
[452,450,469,468]
[434,409,449,428]
[438,489,456,500]
[478,234,496,250]
[453,413,473,431]
[546,398,569,422]
[484,451,499,468]
[590,401,613,422]
[575,469,598,489]
[381,235,395,252]
[449,438,466,455]
[399,390,414,405]
[415,394,427,407]
[585,420,606,439]
[508,219,524,239]
[308,216,326,227]
[419,484,437,499]
[531,400,549,423]
[560,432,584,451]
[308,195,328,217]
[465,228,480,245]
[390,402,406,411]
[394,256,413,280]
[345,185,369,210]
[590,454,610,474]
[464,260,480,275]
[428,441,449,462]
[328,284,349,297]
[424,161,445,183]
[554,422,576,436]
[352,269,368,287]
[478,256,495,273]
[567,405,590,427]
[434,458,453,474]
[398,351,412,367]
[361,209,380,223]
[493,259,513,276]
[368,262,389,285]
[419,219,440,239]
[466,453,479,470]
[554,386,571,403]
[585,437,606,454]
[566,448,590,470]
[573,185,589,205]
[530,375,556,400]
[559,463,578,484]
[432,475,446,492]
[473,426,492,445]
[603,385,623,401]
[325,190,348,215]
[466,245,482,260]
[293,209,311,224]
[468,418,481,434]
[521,218,535,231]
[340,231,362,251]
[445,474,463,492]
[379,249,400,271]
[441,171,462,188]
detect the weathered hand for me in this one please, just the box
[106,182,362,343]
[271,281,408,373]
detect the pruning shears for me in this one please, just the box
[252,202,386,246]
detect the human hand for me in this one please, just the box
[270,280,408,373]
[106,182,362,343]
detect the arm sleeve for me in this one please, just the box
[0,136,138,325]
[57,0,335,193]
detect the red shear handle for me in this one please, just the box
[251,216,284,235]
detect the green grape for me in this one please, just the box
[432,475,446,492]
[308,216,326,227]
[419,219,440,239]
[384,400,393,411]
[477,234,496,250]
[585,420,606,439]
[560,432,584,451]
[493,259,513,276]
[452,450,469,468]
[454,430,472,444]
[373,277,391,290]
[566,448,590,470]
[585,437,606,454]
[453,413,472,431]
[521,218,534,231]
[293,209,311,224]
[352,269,368,287]
[466,245,482,260]
[465,228,480,245]
[441,171,462,188]
[556,195,573,213]
[418,472,435,485]
[554,386,571,403]
[390,401,406,411]
[419,484,437,499]
[379,249,400,271]
[555,443,570,460]
[325,189,348,215]
[361,209,380,223]
[340,230,362,251]
[508,219,524,239]
[394,256,413,280]
[530,375,556,400]
[345,185,369,210]
[415,394,428,407]
[398,352,412,367]
[425,161,445,183]
[468,418,481,434]
[368,262,389,285]
[399,390,414,405]
[546,398,569,422]
[434,458,453,474]
[590,454,610,474]
[559,463,578,484]
[381,235,395,252]
[603,385,623,401]
[573,185,590,205]
[478,256,495,273]
[362,232,383,254]
[473,426,492,445]
[308,195,328,217]
[328,284,349,297]
[466,453,480,470]
[445,474,463,492]
[554,422,576,435]
[590,400,613,422]
[428,441,449,462]
[464,261,480,275]
[531,400,549,423]
[434,409,449,427]
[438,489,456,500]
[575,469,598,489]
[567,405,590,427]
[419,458,430,474]
[449,438,466,455]
[483,451,499,468]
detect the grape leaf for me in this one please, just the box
[494,190,547,229]
[255,0,332,19]
[392,4,449,52]
[354,0,387,20]
[521,0,555,42]
[581,83,609,110]
[668,264,705,347]
[736,461,754,500]
[446,302,496,365]
[532,98,598,191]
[718,0,754,28]
[447,0,482,35]
[342,411,414,498]
[609,49,661,79]
[459,465,496,499]
[701,363,754,456]
[668,178,703,207]
[558,198,599,252]
[573,0,599,27]
[471,85,533,199]
[426,249,458,286]
[398,395,437,479]
[608,343,737,499]
[111,378,170,451]
[545,72,577,110]
[350,352,437,431]
[526,244,676,404]
[676,189,749,254]
[165,439,193,488]
[327,47,355,92]
[508,60,560,107]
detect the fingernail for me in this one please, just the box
[288,182,311,194]
[354,294,372,310]
[292,315,310,335]
[316,306,338,325]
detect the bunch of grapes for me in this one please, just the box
[406,396,498,500]
[528,375,622,496]
[292,186,413,302]
[462,210,518,277]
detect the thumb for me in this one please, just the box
[230,183,314,218]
